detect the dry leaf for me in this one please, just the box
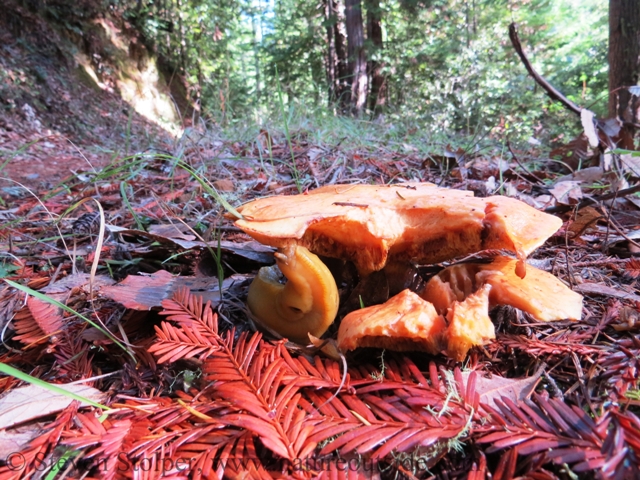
[462,369,542,410]
[0,384,105,429]
[107,224,275,263]
[148,224,196,241]
[550,181,583,205]
[580,109,598,148]
[568,206,602,238]
[0,427,40,460]
[100,270,250,310]
[556,166,604,184]
[41,273,116,295]
[620,154,640,177]
[307,147,324,162]
[213,179,235,192]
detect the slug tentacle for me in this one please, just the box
[247,245,339,343]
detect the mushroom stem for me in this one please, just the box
[247,245,339,343]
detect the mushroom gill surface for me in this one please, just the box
[445,284,495,361]
[247,244,339,344]
[421,256,583,321]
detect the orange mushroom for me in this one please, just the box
[246,244,339,344]
[444,284,494,361]
[421,256,583,322]
[235,183,562,275]
[234,183,566,348]
[337,289,446,353]
[337,285,495,361]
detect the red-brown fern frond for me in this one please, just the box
[309,363,478,465]
[53,336,94,382]
[476,393,640,478]
[62,411,108,451]
[148,288,221,363]
[144,289,547,477]
[278,344,352,391]
[65,415,147,480]
[206,334,325,465]
[493,333,603,358]
[148,320,221,363]
[151,290,337,472]
[624,258,640,279]
[172,429,244,479]
[599,336,640,399]
[12,297,64,347]
[160,287,219,333]
[615,410,640,461]
[215,431,280,479]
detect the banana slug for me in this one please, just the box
[247,245,339,344]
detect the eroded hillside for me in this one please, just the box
[0,0,187,192]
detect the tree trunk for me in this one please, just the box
[366,0,385,113]
[608,0,640,133]
[176,0,187,76]
[333,1,349,111]
[251,8,261,103]
[324,0,336,105]
[345,0,367,115]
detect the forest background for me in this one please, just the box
[126,0,610,142]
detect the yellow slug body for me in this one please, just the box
[247,245,339,344]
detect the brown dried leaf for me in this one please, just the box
[550,180,583,205]
[568,206,602,238]
[101,270,247,310]
[549,134,590,170]
[581,109,599,148]
[462,369,542,411]
[0,384,105,429]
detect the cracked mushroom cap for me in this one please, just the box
[337,286,496,361]
[337,289,447,353]
[234,183,562,275]
[421,256,583,322]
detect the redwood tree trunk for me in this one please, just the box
[324,0,336,105]
[366,0,385,113]
[608,0,640,132]
[345,0,367,115]
[332,0,349,111]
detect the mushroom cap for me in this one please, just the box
[337,286,495,360]
[421,256,583,321]
[445,284,495,361]
[234,183,562,274]
[337,289,446,353]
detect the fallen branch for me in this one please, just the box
[508,22,582,116]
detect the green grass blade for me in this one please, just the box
[176,161,244,219]
[0,362,109,411]
[4,280,135,361]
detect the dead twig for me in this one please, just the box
[506,141,546,186]
[508,23,582,116]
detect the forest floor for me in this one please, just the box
[2,10,640,479]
